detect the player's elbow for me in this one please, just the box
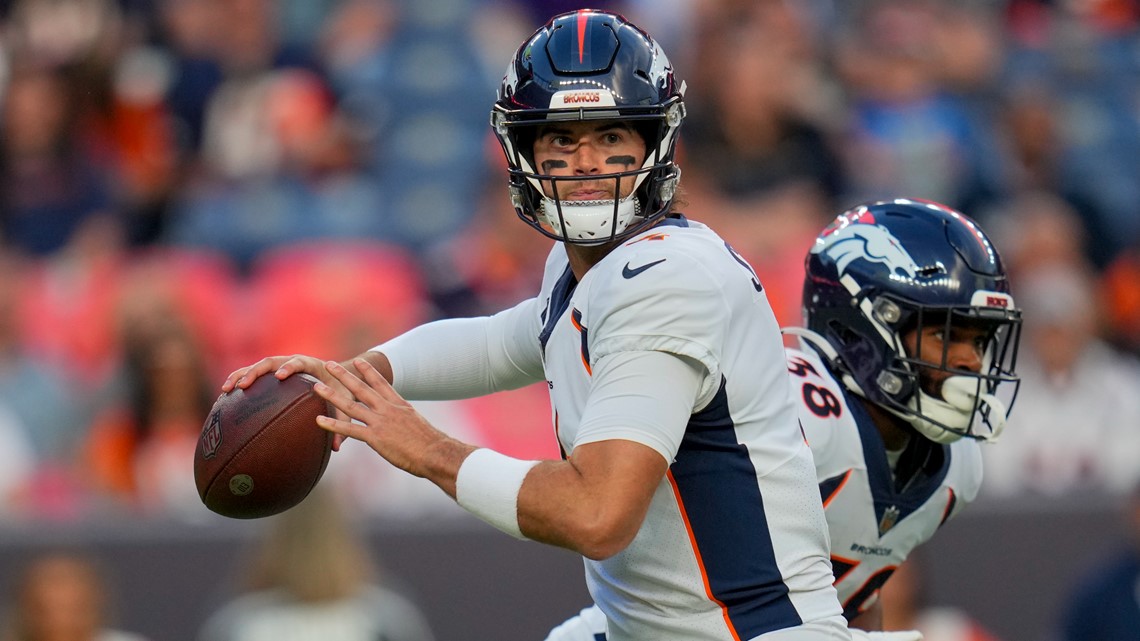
[572,512,640,560]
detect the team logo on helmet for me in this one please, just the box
[812,222,920,279]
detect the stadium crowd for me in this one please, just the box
[0,0,1137,522]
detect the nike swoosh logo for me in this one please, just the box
[622,258,667,279]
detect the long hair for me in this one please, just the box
[243,485,376,603]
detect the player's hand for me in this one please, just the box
[222,354,331,392]
[313,358,457,475]
[849,630,923,641]
[222,354,354,450]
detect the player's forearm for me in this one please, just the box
[372,305,544,400]
[515,459,646,559]
[515,440,665,559]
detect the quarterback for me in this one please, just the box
[545,199,1023,640]
[225,10,854,641]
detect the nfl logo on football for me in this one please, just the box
[201,410,222,459]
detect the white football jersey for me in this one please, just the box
[544,344,984,641]
[784,346,983,620]
[536,218,842,641]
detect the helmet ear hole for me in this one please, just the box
[826,319,858,349]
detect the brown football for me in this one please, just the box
[194,373,333,519]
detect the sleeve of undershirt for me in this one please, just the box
[573,349,705,464]
[372,297,545,400]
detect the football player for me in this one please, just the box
[544,199,1022,640]
[225,10,855,641]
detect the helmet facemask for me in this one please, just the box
[494,103,684,245]
[867,295,1022,443]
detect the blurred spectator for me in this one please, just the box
[81,299,217,518]
[1101,245,1140,356]
[833,0,997,208]
[425,152,553,317]
[167,69,386,267]
[981,262,1140,497]
[999,0,1140,267]
[980,190,1090,283]
[0,551,148,641]
[159,0,320,153]
[683,0,843,207]
[100,45,180,245]
[677,0,841,327]
[0,401,36,519]
[196,485,436,641]
[0,250,84,466]
[0,61,116,256]
[1059,480,1140,641]
[976,77,1129,269]
[879,555,1004,641]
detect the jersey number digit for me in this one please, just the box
[802,383,842,418]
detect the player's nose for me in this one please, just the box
[947,341,983,373]
[571,143,603,174]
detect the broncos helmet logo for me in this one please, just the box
[811,223,920,278]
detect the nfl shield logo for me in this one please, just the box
[878,505,901,536]
[201,410,222,459]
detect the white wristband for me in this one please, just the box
[455,448,540,540]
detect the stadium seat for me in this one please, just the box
[246,240,431,358]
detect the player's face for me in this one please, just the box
[902,324,988,398]
[531,120,647,202]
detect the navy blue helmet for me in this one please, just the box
[491,9,685,245]
[794,198,1021,443]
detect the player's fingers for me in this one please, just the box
[273,354,325,381]
[313,369,389,428]
[222,356,287,392]
[312,377,366,419]
[315,413,368,441]
[322,360,391,410]
[349,358,402,402]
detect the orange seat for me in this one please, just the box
[247,241,430,358]
[17,253,126,386]
[460,384,560,460]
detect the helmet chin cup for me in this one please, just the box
[897,375,1008,444]
[539,191,642,244]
